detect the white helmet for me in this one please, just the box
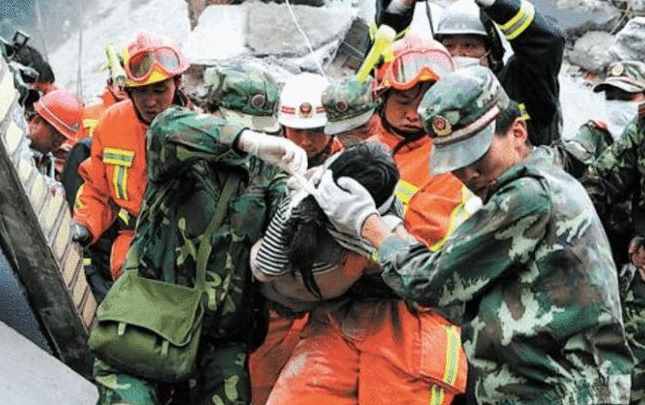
[278,72,329,129]
[435,0,487,39]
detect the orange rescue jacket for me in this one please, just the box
[74,99,147,244]
[82,87,120,137]
[371,116,475,249]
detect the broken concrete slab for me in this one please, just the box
[610,17,645,61]
[553,0,620,14]
[568,31,616,72]
[183,5,249,65]
[0,321,98,405]
[247,2,357,57]
[632,0,645,13]
[530,0,620,39]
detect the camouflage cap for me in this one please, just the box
[321,75,379,135]
[207,63,280,133]
[418,65,510,175]
[593,60,645,94]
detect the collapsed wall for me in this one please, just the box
[0,57,95,377]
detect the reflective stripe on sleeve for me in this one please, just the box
[498,0,535,41]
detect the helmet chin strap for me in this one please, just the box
[381,115,427,154]
[377,99,427,154]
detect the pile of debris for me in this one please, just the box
[558,0,645,73]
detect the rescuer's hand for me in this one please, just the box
[237,130,308,175]
[315,170,377,237]
[71,220,91,246]
[629,235,645,281]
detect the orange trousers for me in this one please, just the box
[110,230,134,280]
[249,311,309,405]
[261,300,467,405]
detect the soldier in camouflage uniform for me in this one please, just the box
[315,66,634,404]
[321,75,380,146]
[593,61,645,142]
[206,63,281,134]
[93,89,307,403]
[583,85,645,404]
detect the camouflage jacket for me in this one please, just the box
[583,116,645,236]
[543,120,613,179]
[379,149,633,404]
[125,107,287,339]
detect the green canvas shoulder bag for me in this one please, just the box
[88,174,240,383]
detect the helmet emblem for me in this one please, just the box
[298,102,313,118]
[251,94,266,109]
[335,100,348,112]
[610,63,624,77]
[432,116,452,137]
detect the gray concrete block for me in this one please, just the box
[183,5,249,65]
[610,17,645,61]
[0,322,98,405]
[247,2,356,57]
[569,31,617,73]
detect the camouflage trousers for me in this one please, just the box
[625,309,645,405]
[622,268,645,405]
[94,340,251,405]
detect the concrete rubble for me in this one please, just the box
[184,1,357,70]
[568,31,616,73]
[610,17,645,62]
[0,322,98,405]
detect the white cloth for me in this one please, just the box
[603,99,639,141]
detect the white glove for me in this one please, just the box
[287,165,324,191]
[315,170,378,237]
[237,130,308,175]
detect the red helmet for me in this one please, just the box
[375,34,456,92]
[123,32,190,88]
[34,89,83,141]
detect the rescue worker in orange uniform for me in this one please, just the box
[71,32,194,280]
[250,42,474,402]
[278,72,344,167]
[82,47,129,137]
[373,33,479,249]
[61,47,130,208]
[27,88,83,180]
[248,71,343,404]
[252,144,468,405]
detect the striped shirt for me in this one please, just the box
[255,195,340,277]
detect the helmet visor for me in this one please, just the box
[387,51,454,90]
[126,47,182,82]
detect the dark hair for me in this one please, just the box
[283,142,399,299]
[14,45,55,83]
[494,100,521,137]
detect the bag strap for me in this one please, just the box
[195,173,241,291]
